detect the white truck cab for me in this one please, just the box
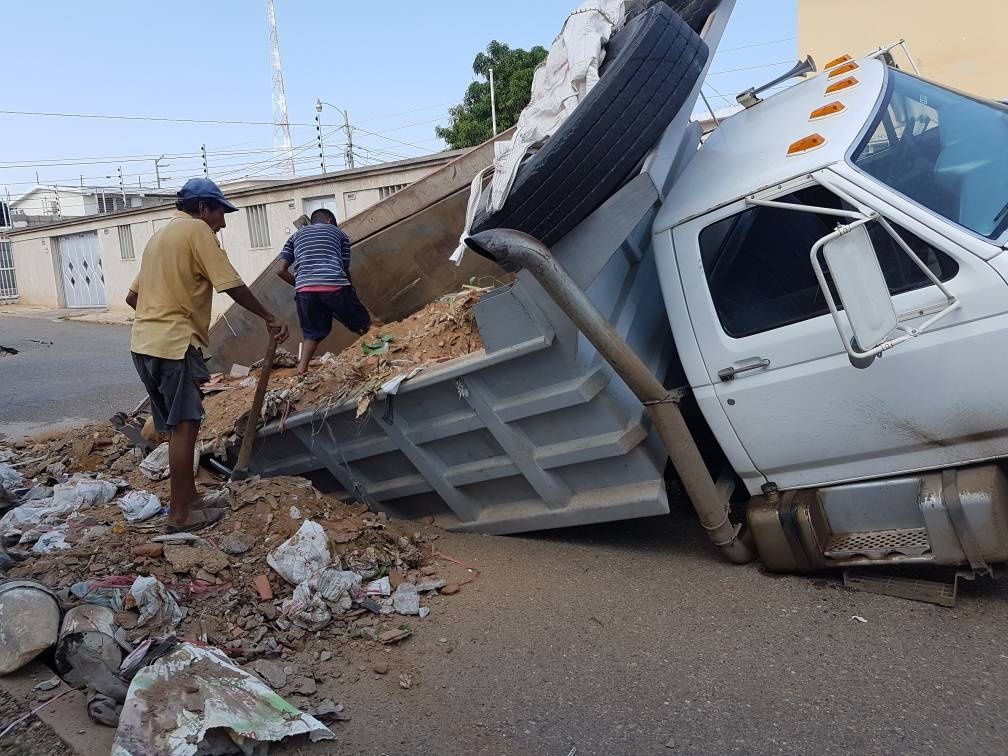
[653,52,1008,573]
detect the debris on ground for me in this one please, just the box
[111,642,333,755]
[0,290,486,748]
[0,580,61,674]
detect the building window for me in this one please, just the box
[378,183,409,200]
[699,185,958,338]
[97,195,125,214]
[246,204,271,248]
[117,224,135,260]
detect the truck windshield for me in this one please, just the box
[850,68,1008,240]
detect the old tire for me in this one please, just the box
[664,0,721,33]
[470,3,709,246]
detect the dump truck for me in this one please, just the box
[213,0,1008,582]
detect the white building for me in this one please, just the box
[8,185,174,227]
[5,151,461,313]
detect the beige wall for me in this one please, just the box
[798,0,1007,100]
[7,156,455,314]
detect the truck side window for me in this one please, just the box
[699,185,958,338]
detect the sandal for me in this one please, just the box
[165,507,226,534]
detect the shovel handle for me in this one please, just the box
[231,336,278,480]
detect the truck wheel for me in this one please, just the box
[664,0,721,33]
[470,3,709,246]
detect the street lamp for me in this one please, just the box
[316,99,355,170]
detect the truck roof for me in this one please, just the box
[654,55,888,233]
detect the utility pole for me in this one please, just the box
[51,185,62,220]
[154,155,166,189]
[118,166,126,205]
[315,100,327,174]
[267,0,296,177]
[201,145,208,178]
[317,100,354,169]
[343,109,354,169]
[489,67,498,136]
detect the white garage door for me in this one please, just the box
[56,231,106,308]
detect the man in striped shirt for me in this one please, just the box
[277,208,371,374]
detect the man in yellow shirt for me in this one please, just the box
[127,178,288,533]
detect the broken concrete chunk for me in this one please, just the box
[378,628,411,645]
[131,543,163,559]
[251,658,287,689]
[163,544,229,575]
[392,583,420,616]
[218,530,255,556]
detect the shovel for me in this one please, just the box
[230,336,277,481]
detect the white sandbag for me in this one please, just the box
[266,520,330,585]
[118,491,162,523]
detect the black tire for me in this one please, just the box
[664,0,720,34]
[470,4,709,246]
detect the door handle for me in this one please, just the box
[718,358,770,382]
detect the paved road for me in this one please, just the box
[296,510,1008,756]
[0,315,144,440]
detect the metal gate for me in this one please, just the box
[0,239,17,300]
[56,231,106,307]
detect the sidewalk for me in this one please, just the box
[0,303,132,326]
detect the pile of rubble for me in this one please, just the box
[0,422,475,751]
[198,285,487,452]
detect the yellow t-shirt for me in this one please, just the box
[129,211,244,360]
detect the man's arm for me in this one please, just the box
[224,284,289,344]
[276,258,295,286]
[190,228,289,344]
[125,290,138,310]
[341,232,353,285]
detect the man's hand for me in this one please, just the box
[266,319,289,345]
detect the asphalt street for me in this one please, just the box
[0,315,144,440]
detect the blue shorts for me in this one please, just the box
[295,287,371,341]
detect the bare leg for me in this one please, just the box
[168,419,200,526]
[298,339,320,375]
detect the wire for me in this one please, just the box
[717,37,796,54]
[0,108,318,128]
[708,60,795,76]
[355,102,454,124]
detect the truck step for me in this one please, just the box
[824,527,931,560]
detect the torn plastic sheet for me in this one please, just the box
[380,367,425,397]
[451,0,625,264]
[111,642,333,756]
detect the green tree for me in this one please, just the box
[436,40,548,150]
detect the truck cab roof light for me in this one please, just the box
[810,101,846,120]
[828,61,860,78]
[787,133,826,155]
[825,77,859,94]
[824,54,852,70]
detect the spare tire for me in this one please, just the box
[470,4,709,246]
[665,0,721,33]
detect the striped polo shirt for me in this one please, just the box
[279,223,352,291]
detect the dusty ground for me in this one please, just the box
[4,502,1007,755]
[0,688,72,756]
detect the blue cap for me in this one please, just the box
[177,178,238,213]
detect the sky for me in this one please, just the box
[0,0,796,198]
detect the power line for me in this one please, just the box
[0,108,318,128]
[716,36,796,54]
[708,60,795,76]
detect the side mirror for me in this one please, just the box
[815,223,898,359]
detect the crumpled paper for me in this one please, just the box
[130,576,183,632]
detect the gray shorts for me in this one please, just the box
[132,345,211,432]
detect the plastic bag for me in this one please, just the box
[32,528,71,553]
[266,520,330,585]
[118,491,162,523]
[317,569,362,613]
[130,576,183,631]
[281,581,332,631]
[52,477,118,510]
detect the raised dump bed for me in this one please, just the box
[245,167,682,534]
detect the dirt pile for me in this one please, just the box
[198,285,486,451]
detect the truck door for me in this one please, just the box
[673,177,1008,492]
